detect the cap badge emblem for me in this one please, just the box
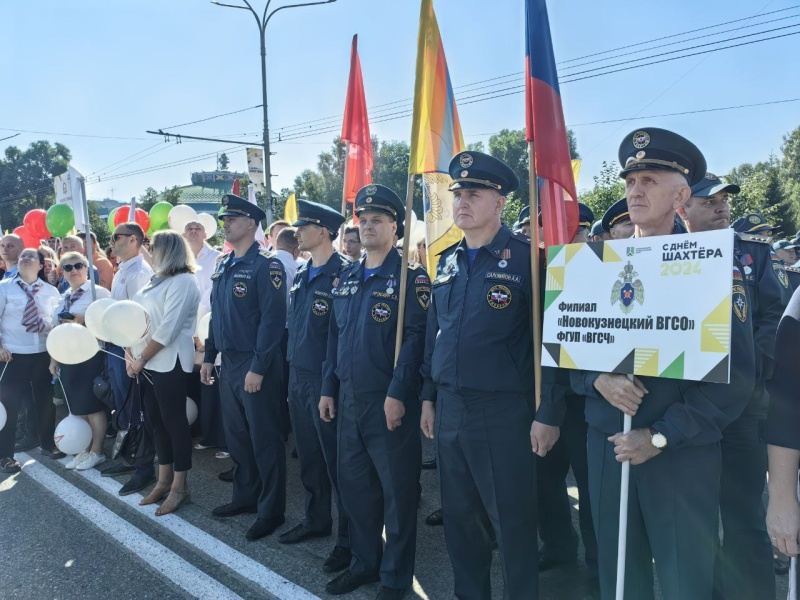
[461,170,469,177]
[365,197,373,203]
[365,184,377,196]
[748,215,760,224]
[635,151,646,160]
[705,172,716,180]
[632,131,650,149]
[459,153,473,168]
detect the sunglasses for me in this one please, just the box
[62,263,86,272]
[112,233,134,242]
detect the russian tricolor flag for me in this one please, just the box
[525,0,578,247]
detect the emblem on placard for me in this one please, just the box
[371,302,391,323]
[233,282,247,298]
[312,298,329,316]
[632,131,650,149]
[487,285,512,309]
[610,261,644,314]
[732,284,748,323]
[459,154,473,168]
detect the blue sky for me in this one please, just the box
[2,0,799,203]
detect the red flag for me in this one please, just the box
[232,178,241,197]
[525,0,578,247]
[341,35,373,218]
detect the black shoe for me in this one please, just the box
[421,457,437,470]
[218,467,234,482]
[119,473,156,496]
[40,447,66,460]
[0,457,21,473]
[212,502,258,518]
[376,586,405,600]
[538,552,577,572]
[278,522,331,544]
[105,424,116,439]
[101,463,136,477]
[246,516,285,541]
[425,508,443,526]
[325,569,380,595]
[323,545,352,573]
[14,437,38,453]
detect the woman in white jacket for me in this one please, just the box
[127,230,200,516]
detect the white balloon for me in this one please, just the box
[84,298,117,342]
[101,301,151,348]
[0,402,6,432]
[186,397,198,426]
[54,415,92,455]
[197,212,218,238]
[168,205,199,232]
[47,324,100,365]
[196,312,211,342]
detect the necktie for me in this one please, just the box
[64,288,85,312]
[17,281,46,333]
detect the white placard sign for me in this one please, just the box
[53,165,88,229]
[542,229,736,383]
[246,147,264,192]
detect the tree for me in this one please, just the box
[578,160,624,222]
[138,187,160,212]
[0,140,71,229]
[726,157,785,226]
[779,125,800,233]
[218,153,230,171]
[160,185,183,206]
[88,202,111,249]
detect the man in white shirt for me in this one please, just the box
[184,220,221,317]
[0,234,22,281]
[103,223,157,494]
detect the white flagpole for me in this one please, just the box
[615,379,634,600]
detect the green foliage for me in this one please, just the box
[466,141,485,153]
[578,160,624,222]
[87,202,110,249]
[0,140,71,229]
[725,157,784,224]
[160,185,183,206]
[137,187,160,212]
[779,126,800,232]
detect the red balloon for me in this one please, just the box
[13,226,40,249]
[114,207,150,231]
[23,209,49,239]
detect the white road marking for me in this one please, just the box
[19,455,243,600]
[64,459,321,600]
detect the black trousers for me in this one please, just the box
[198,369,227,449]
[288,366,349,547]
[537,393,597,570]
[712,396,775,600]
[220,352,286,519]
[0,352,55,457]
[141,360,192,472]
[588,427,720,600]
[337,389,420,589]
[436,389,538,600]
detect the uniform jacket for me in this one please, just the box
[321,248,429,401]
[287,252,351,375]
[420,225,560,424]
[572,228,757,448]
[204,242,286,375]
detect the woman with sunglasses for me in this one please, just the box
[48,251,112,471]
[0,248,62,473]
[127,230,200,516]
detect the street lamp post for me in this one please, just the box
[211,0,337,224]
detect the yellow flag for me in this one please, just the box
[571,159,582,185]
[283,193,298,224]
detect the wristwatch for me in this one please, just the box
[649,428,667,449]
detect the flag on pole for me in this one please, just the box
[283,193,298,224]
[246,148,265,193]
[341,35,373,217]
[247,184,268,247]
[525,0,578,247]
[409,0,465,275]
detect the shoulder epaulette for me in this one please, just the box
[259,247,277,258]
[408,261,423,270]
[511,231,532,245]
[736,232,772,245]
[786,265,800,274]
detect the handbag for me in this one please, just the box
[92,367,114,411]
[111,380,144,465]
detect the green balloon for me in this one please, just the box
[107,207,118,230]
[45,204,75,238]
[149,202,173,229]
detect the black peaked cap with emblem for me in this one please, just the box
[731,213,779,234]
[578,204,594,228]
[618,127,707,186]
[219,194,266,222]
[590,220,605,237]
[293,198,346,232]
[691,172,741,198]
[601,197,630,233]
[448,151,520,196]
[355,184,406,239]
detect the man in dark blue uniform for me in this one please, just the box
[678,172,790,599]
[602,197,635,240]
[279,199,352,574]
[732,213,779,238]
[320,184,429,599]
[571,129,756,599]
[537,203,598,578]
[201,194,287,541]
[419,151,562,600]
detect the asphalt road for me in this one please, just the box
[0,405,789,600]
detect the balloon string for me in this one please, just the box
[97,347,153,385]
[0,362,8,384]
[53,375,73,415]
